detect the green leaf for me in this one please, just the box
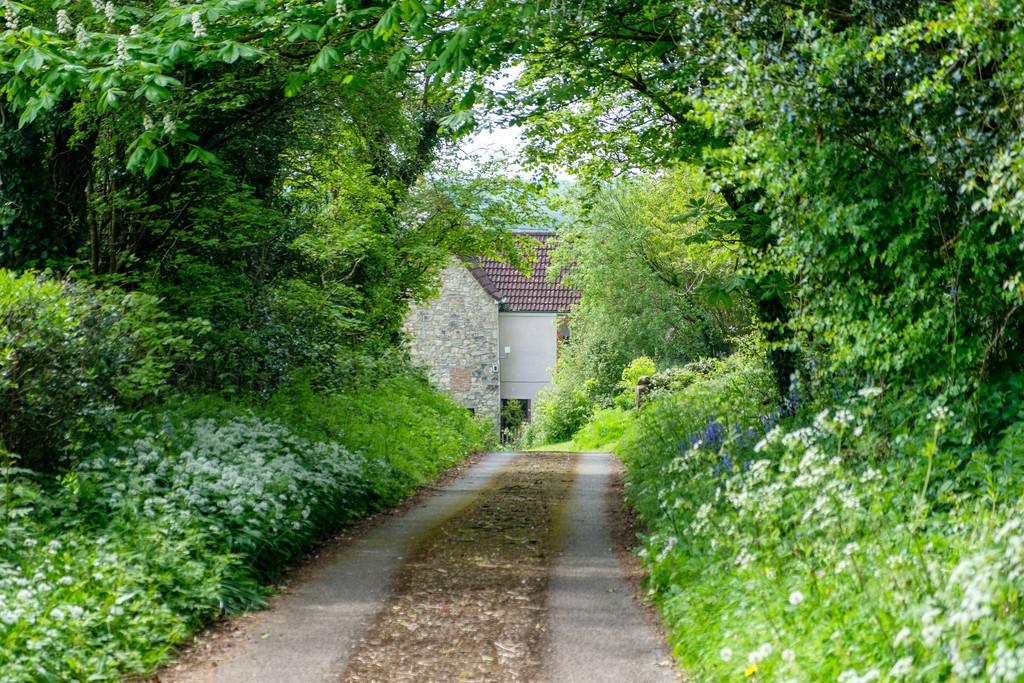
[127,146,149,171]
[139,83,172,103]
[183,147,220,166]
[143,148,169,177]
[165,40,194,63]
[308,45,342,74]
[217,41,262,64]
[286,23,321,42]
[284,72,308,97]
[97,88,125,113]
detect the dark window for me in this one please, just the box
[500,398,530,443]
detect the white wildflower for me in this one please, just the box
[57,9,74,33]
[838,669,880,683]
[920,606,943,646]
[67,605,85,619]
[109,605,125,616]
[748,642,772,664]
[190,10,206,38]
[734,548,755,569]
[927,405,953,422]
[334,0,345,19]
[893,626,911,647]
[857,386,883,398]
[162,114,176,135]
[834,408,854,426]
[988,642,1024,682]
[104,1,115,22]
[720,647,733,662]
[889,656,914,678]
[781,648,795,663]
[91,0,104,12]
[130,23,141,36]
[49,607,65,620]
[788,590,805,606]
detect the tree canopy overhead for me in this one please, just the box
[5,0,1024,431]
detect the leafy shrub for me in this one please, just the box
[619,351,1024,681]
[572,407,634,450]
[266,373,487,503]
[645,358,719,399]
[614,356,657,408]
[520,376,599,447]
[0,270,206,470]
[0,376,486,681]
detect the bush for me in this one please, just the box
[619,350,1024,681]
[520,376,599,447]
[266,373,488,502]
[572,407,634,450]
[0,375,486,681]
[614,356,657,408]
[0,270,206,470]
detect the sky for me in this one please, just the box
[457,124,526,172]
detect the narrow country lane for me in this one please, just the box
[159,452,677,683]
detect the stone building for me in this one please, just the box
[405,231,580,435]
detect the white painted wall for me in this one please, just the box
[498,312,559,402]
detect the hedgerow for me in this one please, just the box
[0,384,487,681]
[618,351,1024,681]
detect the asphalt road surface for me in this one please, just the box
[161,451,677,683]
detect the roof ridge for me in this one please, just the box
[461,235,580,313]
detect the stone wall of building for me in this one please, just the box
[405,261,500,431]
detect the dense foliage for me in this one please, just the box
[522,170,748,444]
[0,385,486,681]
[616,350,1024,681]
[7,0,1024,678]
[1,2,518,676]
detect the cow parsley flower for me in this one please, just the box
[889,656,914,678]
[988,642,1024,681]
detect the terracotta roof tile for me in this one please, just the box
[464,232,580,313]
